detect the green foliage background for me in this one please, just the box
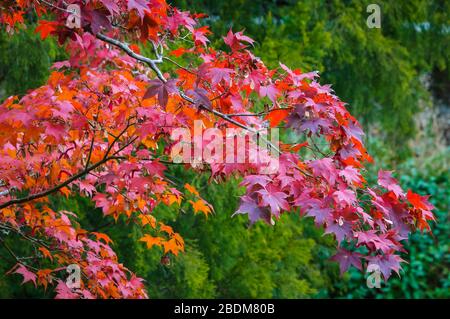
[0,0,448,298]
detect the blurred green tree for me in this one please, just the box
[0,24,65,99]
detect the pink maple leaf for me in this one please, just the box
[305,204,332,226]
[13,264,37,286]
[331,248,362,274]
[207,67,234,86]
[333,189,357,207]
[257,188,289,216]
[325,219,352,243]
[366,254,405,280]
[259,83,279,103]
[233,195,272,225]
[339,166,362,185]
[127,0,149,19]
[309,158,337,185]
[378,170,405,198]
[223,29,254,51]
[55,280,79,299]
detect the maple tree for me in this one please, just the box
[0,0,435,298]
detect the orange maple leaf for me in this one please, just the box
[38,247,53,261]
[92,232,113,244]
[184,183,200,197]
[138,214,157,228]
[139,234,163,249]
[189,199,213,217]
[162,238,184,256]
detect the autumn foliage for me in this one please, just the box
[0,0,435,298]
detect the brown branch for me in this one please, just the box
[0,155,121,210]
[84,134,95,170]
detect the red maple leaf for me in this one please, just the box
[35,20,59,40]
[128,0,150,19]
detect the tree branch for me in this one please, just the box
[0,155,121,210]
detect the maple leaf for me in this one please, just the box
[223,29,254,50]
[100,0,120,16]
[264,109,290,127]
[92,232,113,244]
[279,62,319,85]
[233,195,273,225]
[143,79,178,109]
[299,118,331,135]
[406,189,434,211]
[90,9,112,34]
[127,0,150,19]
[184,183,200,197]
[52,100,74,121]
[257,188,289,217]
[44,123,66,141]
[139,234,163,249]
[138,214,156,228]
[343,120,365,141]
[290,141,309,152]
[305,205,332,226]
[259,84,279,103]
[13,264,37,286]
[192,26,211,46]
[207,67,234,86]
[240,175,272,190]
[339,166,362,185]
[1,108,33,126]
[187,87,212,109]
[163,237,184,256]
[333,189,357,207]
[309,158,337,185]
[35,20,58,40]
[355,230,395,253]
[55,280,79,299]
[325,219,352,243]
[38,247,53,261]
[143,160,166,177]
[93,193,111,215]
[378,170,405,198]
[170,47,188,57]
[366,254,405,280]
[36,269,53,290]
[331,248,362,274]
[189,199,213,217]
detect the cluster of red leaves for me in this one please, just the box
[0,0,434,298]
